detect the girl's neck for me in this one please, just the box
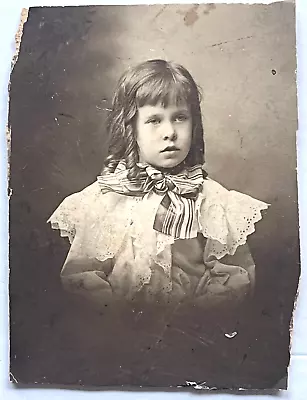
[139,160,188,175]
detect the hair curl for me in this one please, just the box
[103,59,205,179]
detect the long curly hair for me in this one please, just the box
[103,59,205,179]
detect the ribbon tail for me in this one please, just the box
[153,194,171,235]
[157,192,199,239]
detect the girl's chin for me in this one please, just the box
[151,159,185,170]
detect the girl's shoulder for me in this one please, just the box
[197,178,269,258]
[49,181,109,216]
[51,180,134,211]
[199,177,269,208]
[47,181,137,242]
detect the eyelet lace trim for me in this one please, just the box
[48,180,269,291]
[196,180,269,258]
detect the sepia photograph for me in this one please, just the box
[9,3,299,389]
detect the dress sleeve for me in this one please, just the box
[193,241,255,307]
[218,242,255,286]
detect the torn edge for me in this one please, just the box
[9,372,18,384]
[7,8,29,180]
[179,381,217,390]
[11,8,29,71]
[7,8,28,387]
[6,125,11,183]
[180,381,283,392]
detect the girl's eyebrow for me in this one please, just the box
[172,109,190,115]
[144,113,162,120]
[143,109,190,120]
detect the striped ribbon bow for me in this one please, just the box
[97,161,205,239]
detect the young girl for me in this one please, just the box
[48,59,269,310]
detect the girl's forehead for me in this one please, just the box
[138,102,190,114]
[135,79,192,109]
[137,103,190,116]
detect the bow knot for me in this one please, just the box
[97,161,205,239]
[144,167,176,195]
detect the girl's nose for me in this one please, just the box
[162,122,177,141]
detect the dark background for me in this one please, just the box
[9,3,299,389]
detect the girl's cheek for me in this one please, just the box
[151,126,159,136]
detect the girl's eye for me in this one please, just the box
[146,118,161,125]
[174,114,189,123]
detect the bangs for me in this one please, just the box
[135,74,193,109]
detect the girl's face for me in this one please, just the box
[136,103,192,169]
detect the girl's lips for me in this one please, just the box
[161,150,181,158]
[161,146,180,152]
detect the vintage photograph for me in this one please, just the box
[9,3,299,389]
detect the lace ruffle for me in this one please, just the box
[48,179,269,288]
[196,179,269,259]
[48,182,138,262]
[129,192,173,292]
[48,191,84,244]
